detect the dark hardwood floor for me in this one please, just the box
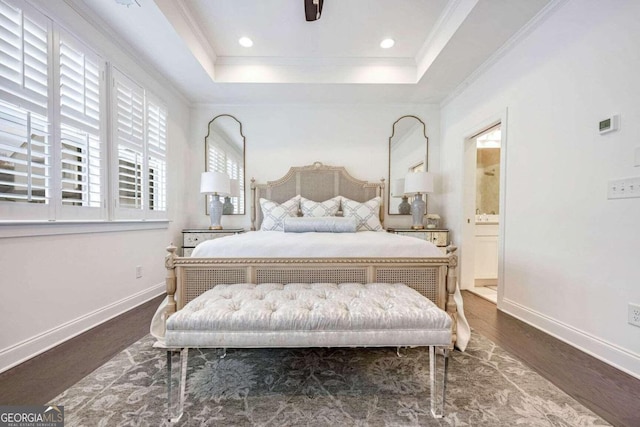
[0,295,163,406]
[1,292,638,426]
[463,291,640,427]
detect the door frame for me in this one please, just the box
[460,108,508,305]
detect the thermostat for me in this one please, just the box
[599,114,619,134]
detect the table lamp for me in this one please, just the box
[200,171,230,229]
[404,172,434,229]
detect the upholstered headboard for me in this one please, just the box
[251,162,385,231]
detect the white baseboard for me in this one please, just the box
[0,282,165,374]
[500,298,640,380]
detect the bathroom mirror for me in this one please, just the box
[388,115,428,215]
[205,114,245,215]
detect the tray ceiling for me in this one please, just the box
[74,0,553,103]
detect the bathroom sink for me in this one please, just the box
[475,214,499,224]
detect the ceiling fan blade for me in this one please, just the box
[304,0,324,21]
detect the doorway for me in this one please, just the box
[461,123,504,304]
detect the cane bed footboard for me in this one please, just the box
[175,261,445,308]
[164,245,460,347]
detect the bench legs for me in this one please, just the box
[429,345,450,418]
[165,346,448,421]
[167,348,188,423]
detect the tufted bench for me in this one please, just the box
[160,282,452,422]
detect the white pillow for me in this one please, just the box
[341,196,383,231]
[260,196,300,231]
[283,216,357,233]
[300,196,341,217]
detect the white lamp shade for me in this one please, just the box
[392,178,406,197]
[229,179,240,197]
[404,172,434,195]
[200,171,230,195]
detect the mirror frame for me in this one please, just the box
[204,114,246,215]
[388,115,429,215]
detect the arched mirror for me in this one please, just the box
[388,115,428,215]
[205,114,245,215]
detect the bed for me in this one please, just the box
[160,162,468,350]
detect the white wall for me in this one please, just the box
[188,104,441,231]
[440,0,640,377]
[0,1,190,372]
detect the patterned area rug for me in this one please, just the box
[52,332,609,426]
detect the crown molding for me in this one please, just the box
[172,0,217,62]
[154,0,217,81]
[415,0,479,81]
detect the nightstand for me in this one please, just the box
[181,228,244,256]
[387,228,449,253]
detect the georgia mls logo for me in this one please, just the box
[44,406,64,419]
[0,405,64,427]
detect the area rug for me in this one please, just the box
[51,332,609,426]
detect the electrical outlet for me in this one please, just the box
[136,265,142,279]
[629,303,640,327]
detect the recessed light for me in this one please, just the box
[239,37,253,48]
[380,38,395,49]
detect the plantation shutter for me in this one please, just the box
[0,0,51,218]
[0,0,49,113]
[112,68,144,218]
[58,30,104,218]
[146,94,166,214]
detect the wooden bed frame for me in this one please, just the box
[164,162,459,346]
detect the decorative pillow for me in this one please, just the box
[259,196,300,231]
[300,196,341,217]
[283,216,357,233]
[341,197,383,231]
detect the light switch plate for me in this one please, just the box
[629,303,640,327]
[608,177,640,199]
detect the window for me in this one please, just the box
[112,68,167,220]
[0,0,168,224]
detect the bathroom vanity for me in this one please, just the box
[474,216,498,285]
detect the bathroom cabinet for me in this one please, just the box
[474,223,498,284]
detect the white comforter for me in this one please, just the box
[191,230,445,258]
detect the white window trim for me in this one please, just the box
[0,219,169,238]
